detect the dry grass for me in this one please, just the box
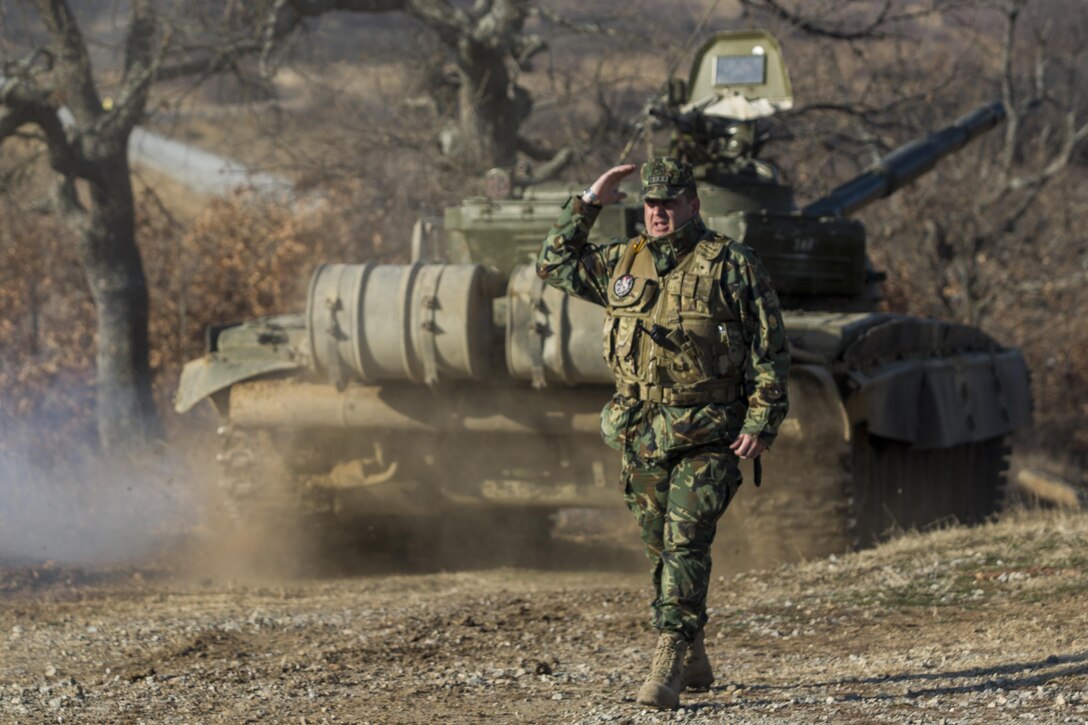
[714,509,1088,635]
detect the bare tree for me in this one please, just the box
[263,0,570,170]
[0,1,278,450]
[921,0,1088,327]
[0,1,165,450]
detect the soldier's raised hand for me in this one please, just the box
[586,164,638,205]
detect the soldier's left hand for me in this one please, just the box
[730,433,766,460]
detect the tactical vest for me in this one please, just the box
[604,235,745,406]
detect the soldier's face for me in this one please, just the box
[644,194,700,238]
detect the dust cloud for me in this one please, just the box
[0,445,203,567]
[0,412,754,579]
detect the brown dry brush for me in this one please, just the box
[0,202,98,463]
[0,186,373,464]
[146,188,376,427]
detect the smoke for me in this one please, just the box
[0,443,203,567]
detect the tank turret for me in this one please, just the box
[627,31,1007,310]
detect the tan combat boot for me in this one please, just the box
[682,629,714,691]
[636,632,688,709]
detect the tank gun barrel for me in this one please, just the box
[801,100,1006,219]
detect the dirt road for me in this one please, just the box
[2,511,1087,724]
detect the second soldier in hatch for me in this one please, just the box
[536,158,790,709]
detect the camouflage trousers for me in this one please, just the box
[622,446,742,641]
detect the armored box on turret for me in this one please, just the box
[176,30,1031,565]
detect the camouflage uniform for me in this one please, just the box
[536,158,790,641]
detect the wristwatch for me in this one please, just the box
[580,187,601,206]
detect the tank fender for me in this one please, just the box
[174,355,302,414]
[845,348,1032,449]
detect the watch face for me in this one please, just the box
[613,274,635,298]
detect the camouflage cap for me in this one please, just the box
[641,157,696,200]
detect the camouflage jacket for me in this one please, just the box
[536,196,790,460]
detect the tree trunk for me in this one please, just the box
[80,152,161,450]
[454,42,531,169]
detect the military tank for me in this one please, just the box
[176,30,1032,565]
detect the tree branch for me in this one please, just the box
[260,0,295,78]
[999,0,1025,174]
[471,0,526,47]
[531,5,665,49]
[403,0,468,44]
[292,0,406,12]
[110,0,161,136]
[513,33,547,69]
[1007,113,1088,191]
[0,75,86,177]
[2,47,54,80]
[738,0,895,41]
[34,0,102,127]
[155,41,262,83]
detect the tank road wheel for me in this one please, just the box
[203,426,340,574]
[215,426,335,531]
[849,426,1011,546]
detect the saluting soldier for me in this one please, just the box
[536,157,790,709]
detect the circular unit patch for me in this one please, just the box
[613,274,635,298]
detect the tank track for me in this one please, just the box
[214,419,1009,567]
[849,426,1011,546]
[215,425,333,525]
[214,424,562,567]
